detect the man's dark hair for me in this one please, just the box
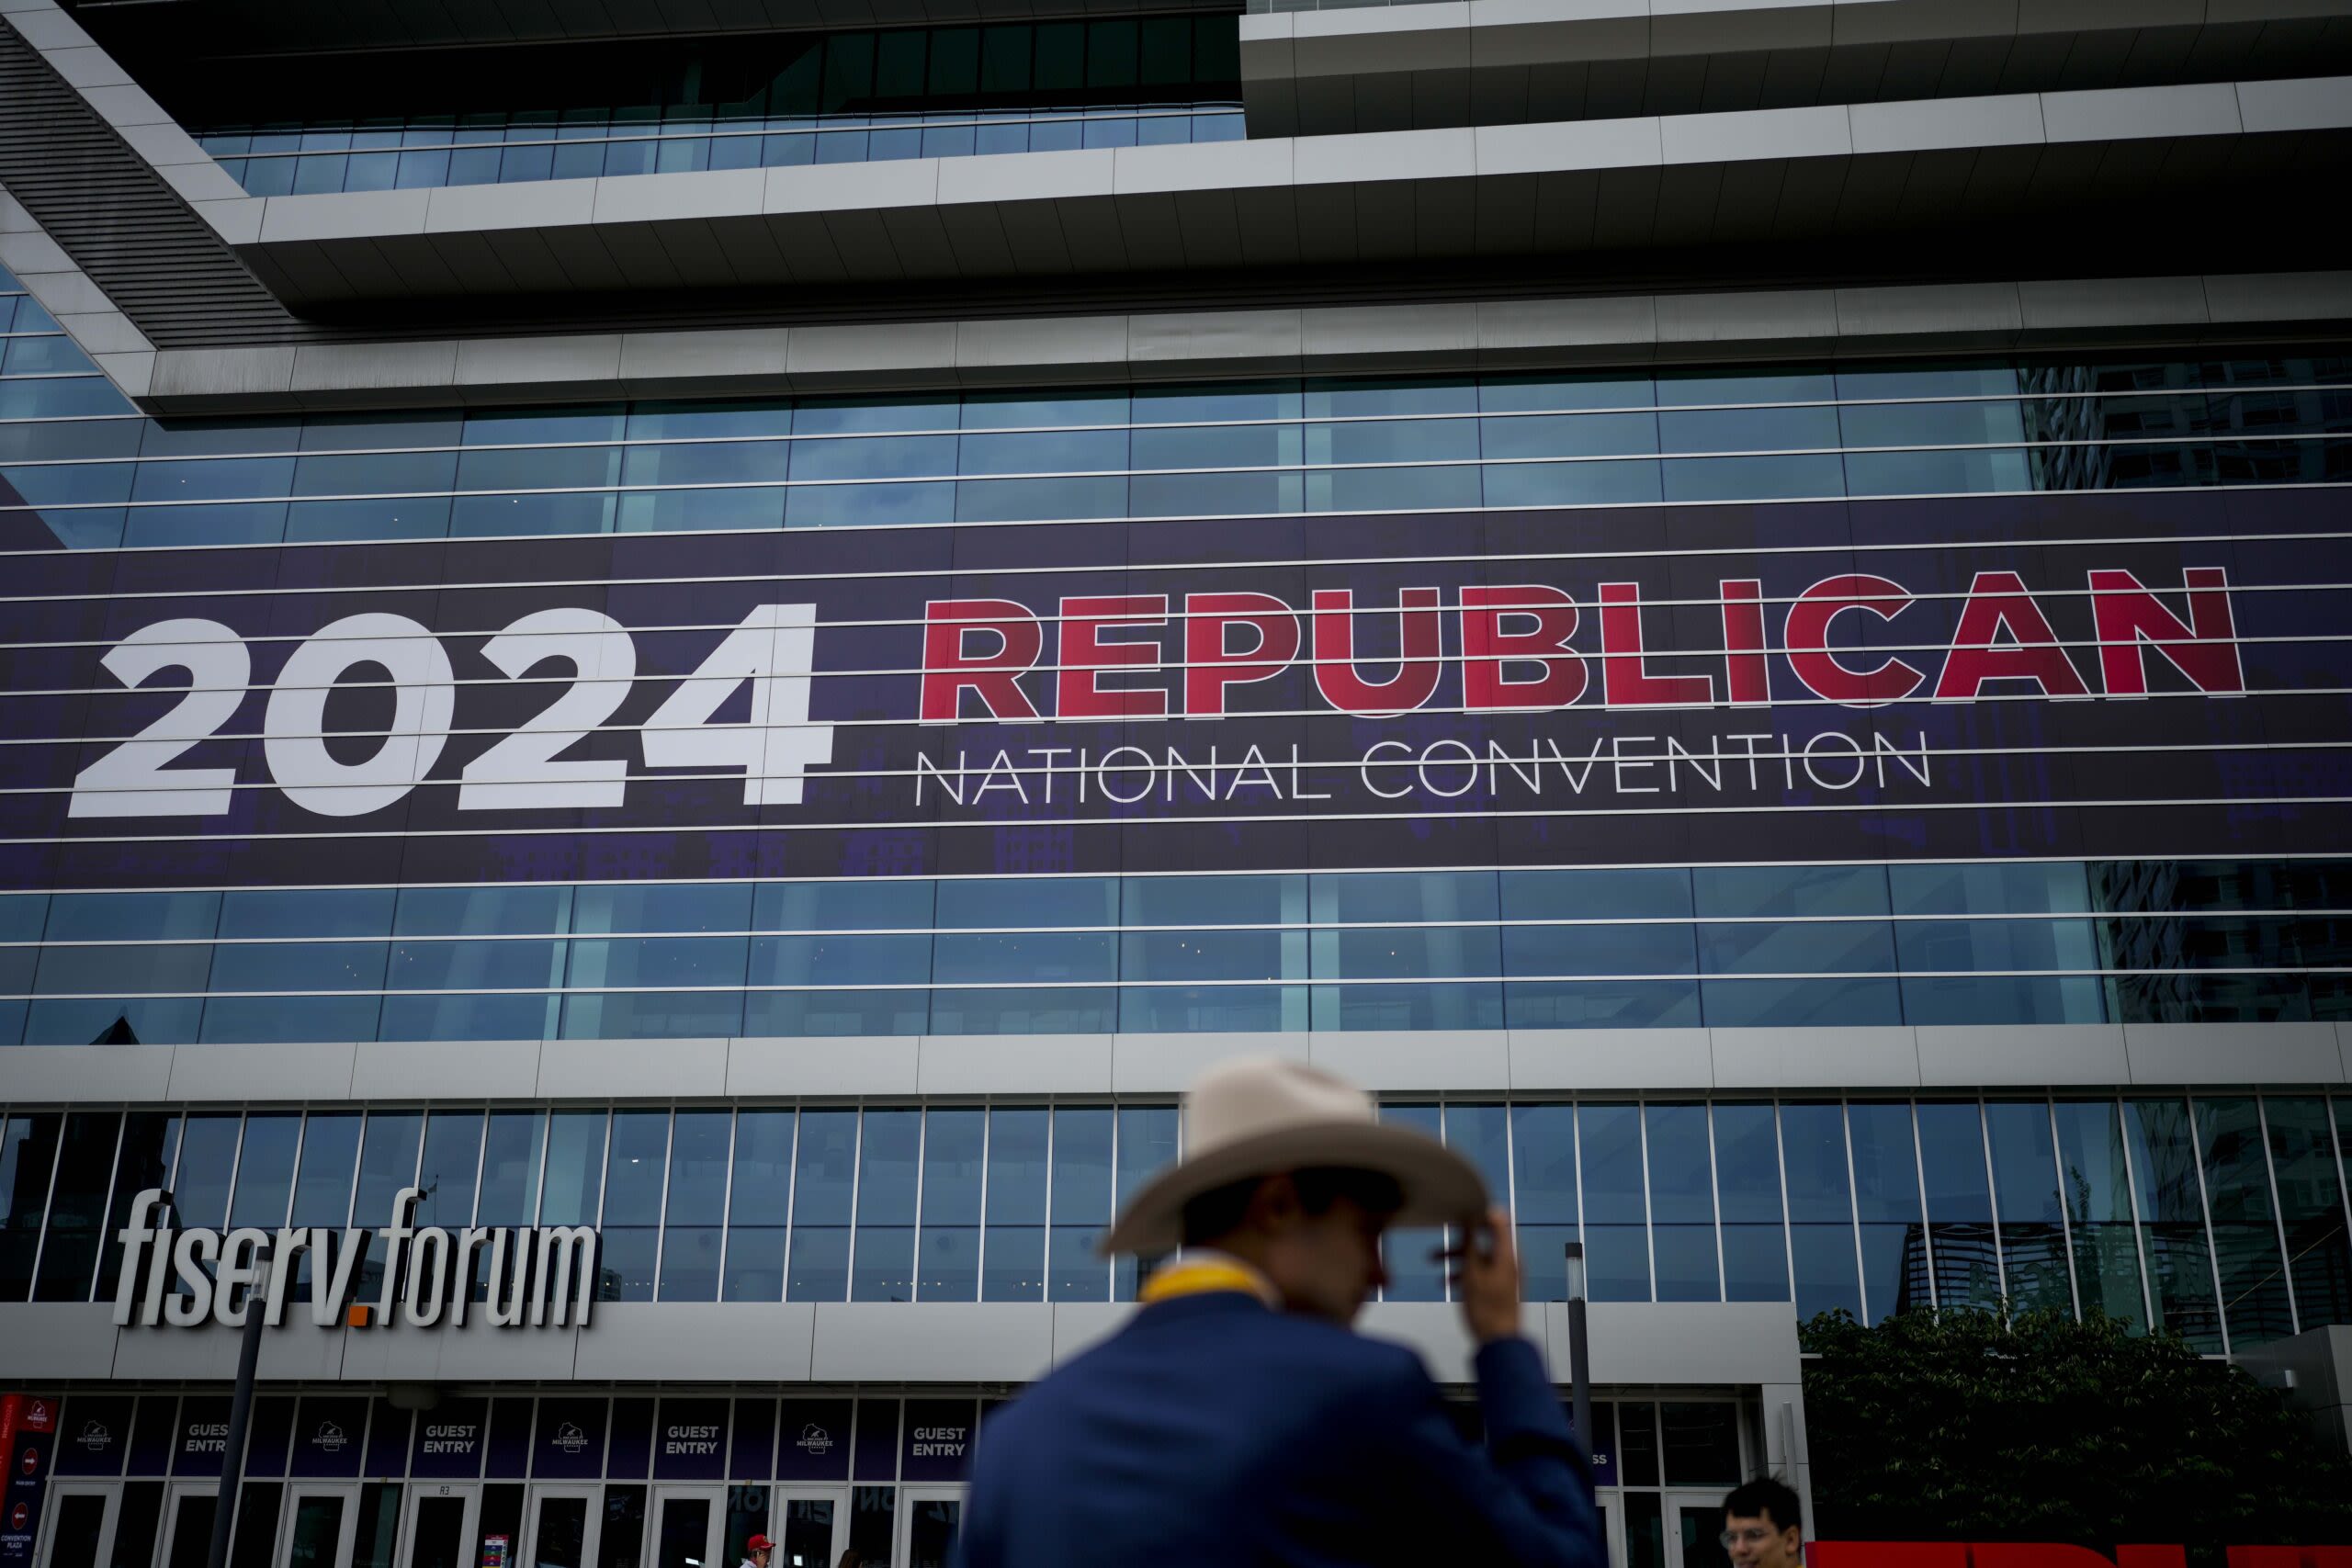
[1723,1476,1803,1534]
[1179,1167,1406,1247]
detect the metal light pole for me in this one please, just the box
[1563,1241,1592,1472]
[206,1242,272,1568]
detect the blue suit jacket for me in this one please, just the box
[956,1292,1604,1568]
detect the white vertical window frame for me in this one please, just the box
[778,1105,800,1303]
[464,1108,490,1229]
[648,1108,675,1302]
[1635,1096,1657,1304]
[530,1108,554,1227]
[1978,1095,2008,1304]
[1840,1099,1868,1323]
[1772,1100,1796,1313]
[1040,1100,1057,1304]
[716,1107,738,1302]
[2109,1096,2159,1332]
[1704,1100,1725,1305]
[1906,1100,1937,1313]
[2254,1096,2301,1338]
[909,1105,930,1303]
[843,1103,865,1303]
[2329,1093,2352,1293]
[278,1111,308,1230]
[1102,1100,1117,1303]
[81,1111,129,1303]
[22,1107,67,1293]
[2045,1097,2084,1322]
[2180,1094,2233,1357]
[974,1100,991,1303]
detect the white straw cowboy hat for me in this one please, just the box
[1101,1056,1490,1256]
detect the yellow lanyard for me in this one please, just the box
[1138,1258,1280,1308]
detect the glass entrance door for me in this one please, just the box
[771,1488,845,1568]
[159,1484,220,1568]
[893,1488,963,1568]
[1666,1491,1731,1568]
[281,1484,361,1568]
[399,1483,479,1568]
[648,1487,722,1568]
[35,1482,117,1568]
[522,1485,601,1568]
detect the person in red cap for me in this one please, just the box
[739,1532,775,1568]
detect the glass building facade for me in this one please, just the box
[5,0,2350,1556]
[5,1094,2348,1350]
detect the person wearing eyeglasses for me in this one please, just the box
[1719,1477,1805,1567]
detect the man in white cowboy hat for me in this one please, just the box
[956,1056,1603,1567]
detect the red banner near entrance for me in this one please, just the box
[1815,1546,2352,1567]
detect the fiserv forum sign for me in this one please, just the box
[2,490,2339,887]
[111,1189,597,1331]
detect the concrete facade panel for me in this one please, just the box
[1913,1023,2129,1085]
[1309,1030,1511,1092]
[2122,1021,2346,1083]
[1510,1028,1714,1090]
[0,1305,119,1381]
[576,1304,811,1381]
[810,1303,1054,1383]
[1710,1026,1923,1088]
[0,1043,175,1101]
[167,1041,356,1102]
[728,1036,922,1099]
[919,1032,1114,1094]
[351,1038,544,1102]
[535,1036,729,1098]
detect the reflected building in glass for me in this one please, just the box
[2,0,2351,1562]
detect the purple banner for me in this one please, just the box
[1,491,2344,890]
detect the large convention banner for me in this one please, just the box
[0,488,2344,888]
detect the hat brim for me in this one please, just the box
[1098,1119,1489,1256]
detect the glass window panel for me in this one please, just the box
[1120,929,1296,984]
[2197,1097,2296,1346]
[1645,1105,1716,1303]
[217,888,395,940]
[1377,1103,1444,1303]
[540,1111,607,1226]
[32,1111,119,1302]
[393,885,572,936]
[659,1226,721,1303]
[1129,423,1299,471]
[666,1111,731,1227]
[1913,1101,1998,1312]
[228,1114,300,1229]
[1701,977,1902,1028]
[1692,865,1888,919]
[1314,926,1498,981]
[956,427,1126,475]
[1311,871,1497,926]
[1510,1104,1577,1300]
[792,396,957,435]
[1713,1104,1787,1303]
[932,931,1111,985]
[1112,1105,1178,1300]
[1501,923,1694,978]
[789,1110,857,1300]
[2264,1098,2352,1330]
[1500,869,1690,921]
[787,434,956,481]
[42,890,220,942]
[94,1112,176,1303]
[757,880,934,931]
[1780,1103,1860,1320]
[729,1111,795,1229]
[0,1114,58,1300]
[1577,1103,1646,1303]
[985,1109,1047,1302]
[571,882,751,934]
[1122,874,1304,927]
[476,1112,544,1227]
[2121,1098,2222,1349]
[2051,1100,2148,1328]
[1845,1102,1923,1321]
[1985,1100,2072,1314]
[919,1109,984,1303]
[407,1111,481,1233]
[934,878,1116,929]
[603,1112,669,1227]
[290,1113,360,1226]
[1044,1109,1114,1303]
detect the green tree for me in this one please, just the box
[1800,1306,2352,1562]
